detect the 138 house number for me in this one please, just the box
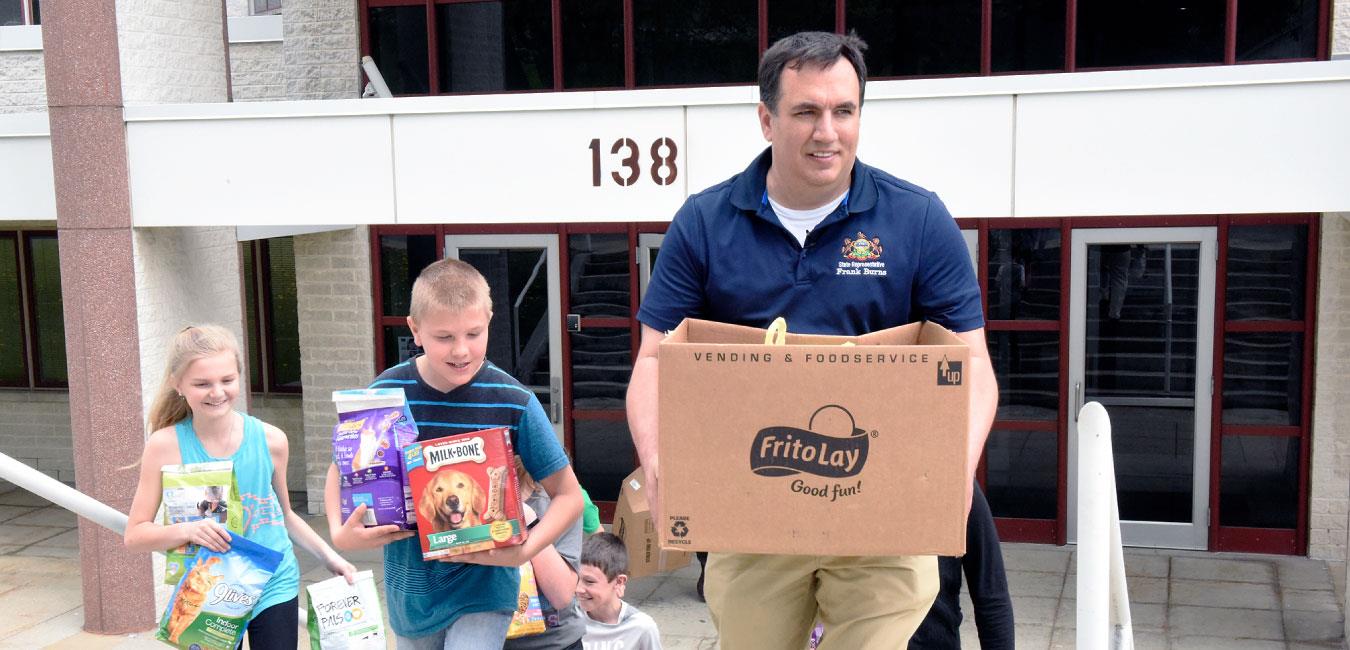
[588,137,679,187]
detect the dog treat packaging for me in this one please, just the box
[505,562,547,639]
[160,461,243,585]
[156,531,282,650]
[658,317,971,556]
[306,570,387,650]
[333,388,420,529]
[404,427,525,560]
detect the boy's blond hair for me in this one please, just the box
[409,258,493,321]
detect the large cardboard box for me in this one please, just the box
[657,318,970,556]
[613,469,692,579]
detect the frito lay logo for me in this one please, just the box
[423,438,486,470]
[842,232,883,261]
[749,405,870,478]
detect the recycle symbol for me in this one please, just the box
[670,521,689,538]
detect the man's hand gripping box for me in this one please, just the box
[657,318,970,556]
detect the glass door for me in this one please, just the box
[1068,227,1216,549]
[445,235,564,443]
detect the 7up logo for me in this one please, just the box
[937,356,963,386]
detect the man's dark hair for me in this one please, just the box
[759,31,868,113]
[581,532,628,581]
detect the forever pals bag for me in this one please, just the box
[160,461,243,584]
[306,570,387,649]
[156,532,282,650]
[333,388,420,529]
[505,563,546,639]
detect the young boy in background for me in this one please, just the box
[576,533,662,650]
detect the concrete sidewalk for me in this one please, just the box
[0,483,1344,649]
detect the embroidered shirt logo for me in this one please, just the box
[842,232,883,261]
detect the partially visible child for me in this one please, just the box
[125,325,355,650]
[325,258,584,649]
[577,533,663,650]
[506,456,584,650]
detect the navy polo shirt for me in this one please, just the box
[638,148,984,336]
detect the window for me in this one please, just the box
[0,231,65,388]
[0,0,39,26]
[242,238,301,393]
[251,0,281,15]
[361,1,1328,95]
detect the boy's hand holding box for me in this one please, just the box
[656,318,971,556]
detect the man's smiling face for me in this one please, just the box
[759,57,861,209]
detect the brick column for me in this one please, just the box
[294,228,376,514]
[41,0,154,634]
[283,0,362,100]
[1311,213,1350,561]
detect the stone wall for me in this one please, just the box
[115,0,228,104]
[293,227,375,514]
[1310,213,1350,560]
[0,49,45,114]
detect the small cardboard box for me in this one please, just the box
[613,469,692,579]
[657,318,970,556]
[404,428,526,560]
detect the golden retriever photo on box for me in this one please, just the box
[420,469,486,532]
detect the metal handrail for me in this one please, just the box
[0,450,313,627]
[0,450,127,534]
[1076,402,1135,649]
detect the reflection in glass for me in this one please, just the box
[561,0,623,88]
[768,0,835,45]
[1107,405,1194,523]
[569,331,632,410]
[1220,436,1298,528]
[459,249,553,408]
[28,235,65,384]
[985,429,1056,519]
[634,0,757,86]
[1223,333,1303,427]
[847,0,980,76]
[572,419,637,501]
[568,234,631,318]
[987,228,1060,320]
[1077,0,1224,68]
[264,239,300,389]
[1237,0,1318,61]
[436,0,552,93]
[368,6,429,94]
[0,238,23,383]
[1086,243,1198,399]
[1225,225,1307,321]
[242,243,261,390]
[989,331,1058,421]
[992,0,1066,72]
[382,325,417,370]
[380,235,438,317]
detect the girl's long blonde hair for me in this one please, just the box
[146,325,243,433]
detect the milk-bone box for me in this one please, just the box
[403,427,526,560]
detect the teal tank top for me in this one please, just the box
[175,413,300,615]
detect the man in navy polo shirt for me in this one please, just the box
[625,31,999,649]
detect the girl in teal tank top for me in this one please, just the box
[125,325,357,649]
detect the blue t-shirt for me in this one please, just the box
[638,147,984,336]
[370,358,570,638]
[175,414,300,616]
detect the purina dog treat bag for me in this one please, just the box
[332,388,420,529]
[306,570,387,650]
[156,532,282,650]
[160,461,243,585]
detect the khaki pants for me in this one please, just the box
[705,552,938,650]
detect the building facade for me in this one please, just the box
[0,0,1347,632]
